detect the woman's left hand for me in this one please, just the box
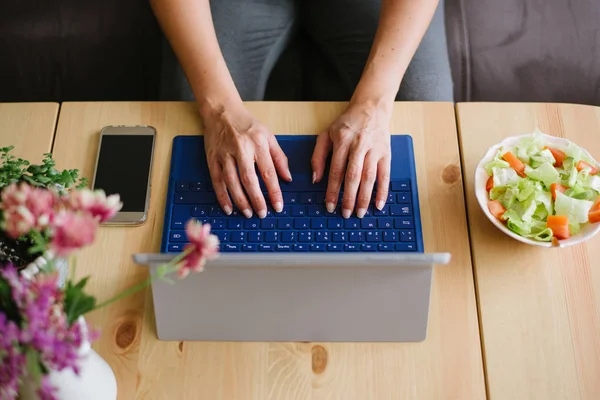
[311,101,392,219]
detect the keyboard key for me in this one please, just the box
[387,193,395,204]
[344,218,360,229]
[327,244,343,252]
[171,206,190,229]
[170,231,187,242]
[278,219,293,229]
[230,231,245,243]
[361,218,377,229]
[168,244,184,252]
[283,193,299,204]
[290,205,306,217]
[174,192,216,204]
[383,231,397,242]
[349,231,364,242]
[307,205,325,217]
[390,205,412,216]
[391,181,410,191]
[328,219,343,229]
[248,231,262,243]
[315,231,330,242]
[242,244,258,252]
[395,217,414,229]
[261,219,277,229]
[259,244,275,252]
[379,244,394,251]
[345,244,360,252]
[223,244,240,252]
[395,243,416,251]
[311,218,326,229]
[299,193,314,204]
[264,231,279,242]
[310,243,326,251]
[209,206,224,217]
[227,219,242,230]
[361,244,376,252]
[315,193,326,204]
[373,206,389,216]
[332,232,346,242]
[378,218,394,229]
[281,231,296,243]
[192,206,208,218]
[211,218,226,230]
[396,192,410,204]
[244,220,260,230]
[276,244,292,252]
[274,208,289,217]
[294,244,309,251]
[214,231,228,243]
[294,218,310,229]
[191,182,204,191]
[298,232,313,242]
[366,231,381,242]
[175,182,189,192]
[400,230,414,242]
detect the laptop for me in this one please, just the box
[134,134,451,342]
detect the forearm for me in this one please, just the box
[352,0,440,108]
[150,0,242,116]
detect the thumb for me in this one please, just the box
[311,132,332,183]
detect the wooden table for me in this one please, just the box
[457,102,600,400]
[52,101,485,399]
[0,102,59,162]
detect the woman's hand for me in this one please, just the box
[311,101,392,219]
[202,104,292,219]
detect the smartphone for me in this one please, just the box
[91,125,156,225]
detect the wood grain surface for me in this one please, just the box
[0,102,58,161]
[456,102,600,400]
[52,101,485,400]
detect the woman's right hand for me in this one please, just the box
[202,104,292,219]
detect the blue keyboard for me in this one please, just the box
[161,135,424,253]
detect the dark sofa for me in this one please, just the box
[1,0,599,105]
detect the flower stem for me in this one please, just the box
[91,250,191,311]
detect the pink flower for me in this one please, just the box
[48,211,98,257]
[67,189,122,222]
[25,188,56,229]
[177,220,220,279]
[3,206,35,238]
[0,182,31,209]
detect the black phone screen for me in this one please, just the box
[93,134,154,212]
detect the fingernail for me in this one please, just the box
[326,202,335,213]
[257,209,267,219]
[223,205,232,215]
[242,209,252,219]
[342,209,351,219]
[274,202,283,213]
[288,171,293,181]
[376,200,385,211]
[357,208,367,218]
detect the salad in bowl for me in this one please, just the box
[475,131,600,247]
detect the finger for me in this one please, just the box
[256,144,284,213]
[222,156,253,218]
[268,135,292,182]
[375,153,391,210]
[237,153,268,218]
[341,147,366,218]
[207,159,232,215]
[325,143,349,214]
[311,132,333,184]
[356,150,379,217]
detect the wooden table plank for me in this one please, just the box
[0,102,59,161]
[53,101,485,400]
[456,102,600,400]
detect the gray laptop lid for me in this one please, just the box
[134,253,451,342]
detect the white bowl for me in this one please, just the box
[475,132,600,248]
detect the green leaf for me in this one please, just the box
[64,276,97,325]
[25,348,44,389]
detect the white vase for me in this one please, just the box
[19,317,118,400]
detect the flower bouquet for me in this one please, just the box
[0,149,220,399]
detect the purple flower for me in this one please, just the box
[0,312,26,400]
